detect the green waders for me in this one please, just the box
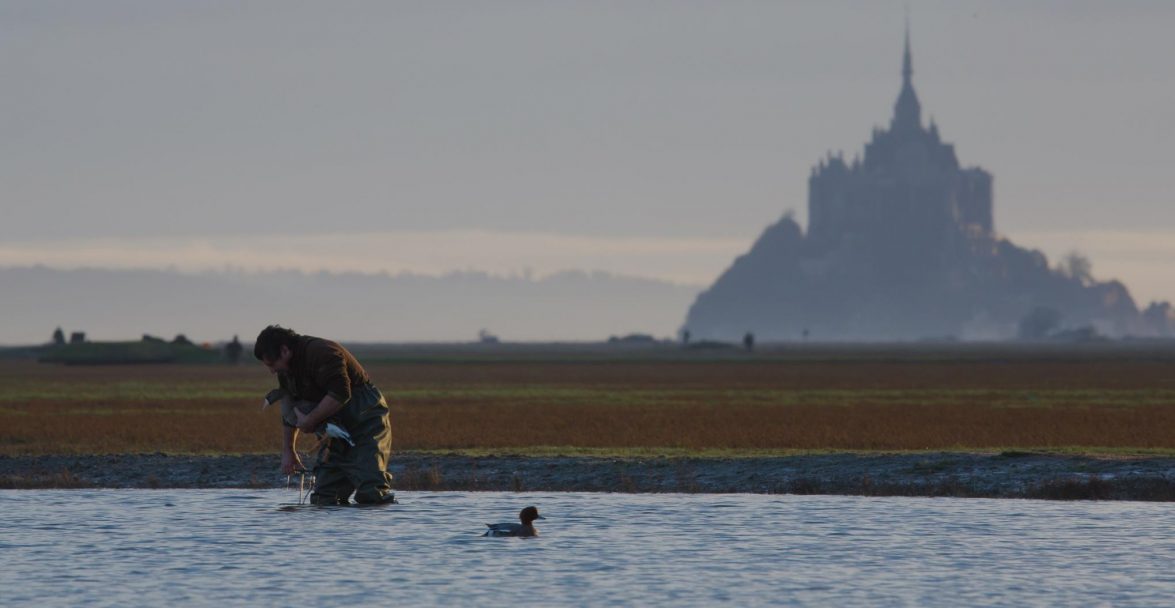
[281,383,395,505]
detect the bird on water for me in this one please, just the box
[483,506,545,537]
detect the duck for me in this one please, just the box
[483,506,545,537]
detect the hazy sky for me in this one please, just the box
[2,1,1172,302]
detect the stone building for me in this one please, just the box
[807,31,993,252]
[683,30,1168,341]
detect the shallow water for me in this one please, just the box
[2,490,1172,607]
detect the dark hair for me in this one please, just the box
[254,325,300,361]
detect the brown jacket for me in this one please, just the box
[275,335,370,407]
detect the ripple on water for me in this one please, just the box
[0,490,1172,607]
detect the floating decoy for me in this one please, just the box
[483,506,545,537]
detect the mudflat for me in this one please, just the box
[1,344,1172,499]
[2,452,1173,501]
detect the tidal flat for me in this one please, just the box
[1,345,1172,499]
[2,451,1174,500]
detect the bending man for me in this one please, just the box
[255,325,395,505]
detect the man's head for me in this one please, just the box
[254,325,299,374]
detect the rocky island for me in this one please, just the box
[686,30,1174,341]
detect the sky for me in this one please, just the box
[2,1,1173,303]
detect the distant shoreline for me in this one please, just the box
[3,452,1172,501]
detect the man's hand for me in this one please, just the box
[293,408,317,434]
[281,450,304,476]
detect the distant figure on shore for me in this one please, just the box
[51,327,65,346]
[743,332,755,352]
[681,329,691,346]
[224,335,244,364]
[255,325,395,506]
[484,506,545,537]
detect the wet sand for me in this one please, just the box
[2,452,1172,500]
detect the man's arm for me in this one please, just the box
[294,394,346,434]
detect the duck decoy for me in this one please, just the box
[483,506,545,537]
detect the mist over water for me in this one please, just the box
[4,490,1172,606]
[0,266,699,344]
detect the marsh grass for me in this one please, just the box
[1,359,1173,456]
[0,468,91,489]
[396,464,446,490]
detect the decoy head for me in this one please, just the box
[519,506,545,524]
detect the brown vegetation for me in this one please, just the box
[0,357,1172,456]
[0,468,91,489]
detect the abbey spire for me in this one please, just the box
[902,19,913,83]
[892,20,922,132]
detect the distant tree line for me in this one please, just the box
[46,327,247,364]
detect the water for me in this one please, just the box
[2,490,1171,607]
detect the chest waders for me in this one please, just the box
[281,383,395,505]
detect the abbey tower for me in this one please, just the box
[807,29,992,253]
[683,29,1166,341]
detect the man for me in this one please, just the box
[254,325,395,505]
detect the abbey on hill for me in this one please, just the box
[684,31,1173,341]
